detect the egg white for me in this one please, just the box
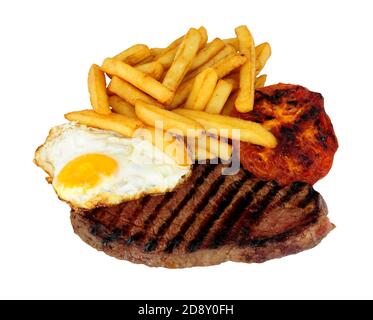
[35,123,191,209]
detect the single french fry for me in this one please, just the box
[162,28,201,92]
[235,25,256,112]
[108,95,137,118]
[185,68,218,111]
[135,100,204,138]
[184,45,236,81]
[108,76,158,106]
[88,64,111,115]
[223,38,239,51]
[255,42,272,75]
[189,38,225,72]
[213,54,247,78]
[135,61,164,80]
[133,126,191,166]
[221,91,238,116]
[174,109,277,148]
[113,44,151,65]
[205,79,233,114]
[102,58,173,104]
[64,110,143,138]
[255,74,267,88]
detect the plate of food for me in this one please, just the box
[34,25,338,268]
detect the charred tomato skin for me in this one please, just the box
[231,84,338,186]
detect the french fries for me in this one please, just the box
[174,109,277,148]
[191,135,232,161]
[185,68,218,111]
[255,74,267,89]
[133,126,190,166]
[102,58,173,104]
[169,79,195,108]
[162,28,202,92]
[189,38,225,72]
[235,25,256,112]
[88,64,111,115]
[108,95,137,118]
[223,38,239,51]
[223,74,239,90]
[108,76,158,106]
[221,91,238,116]
[135,61,164,80]
[157,47,178,68]
[113,44,150,65]
[184,45,236,81]
[255,42,272,75]
[135,100,204,137]
[65,110,143,137]
[213,54,247,78]
[205,79,233,114]
[81,25,274,161]
[187,137,216,161]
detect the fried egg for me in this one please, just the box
[35,123,191,209]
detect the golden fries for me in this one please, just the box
[102,58,173,104]
[162,28,202,92]
[223,38,239,51]
[65,110,143,137]
[108,95,137,118]
[134,126,190,166]
[221,91,238,116]
[235,25,256,112]
[255,42,272,75]
[174,109,277,148]
[189,38,225,72]
[185,68,218,111]
[185,45,236,81]
[87,64,111,115]
[113,44,150,65]
[169,79,195,108]
[255,74,267,88]
[108,76,158,106]
[135,100,204,137]
[135,61,164,80]
[205,79,233,114]
[157,47,178,68]
[223,74,239,90]
[192,135,232,160]
[213,54,247,78]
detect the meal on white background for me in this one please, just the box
[34,25,338,268]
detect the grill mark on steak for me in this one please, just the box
[143,164,218,252]
[186,173,249,253]
[144,165,225,252]
[206,180,268,249]
[236,181,282,247]
[126,164,212,246]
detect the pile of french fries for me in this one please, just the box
[65,26,276,165]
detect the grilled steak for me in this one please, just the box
[231,84,338,185]
[71,163,334,268]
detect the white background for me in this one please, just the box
[1,0,372,300]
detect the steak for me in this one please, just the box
[71,163,334,268]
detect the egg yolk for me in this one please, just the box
[56,154,118,189]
